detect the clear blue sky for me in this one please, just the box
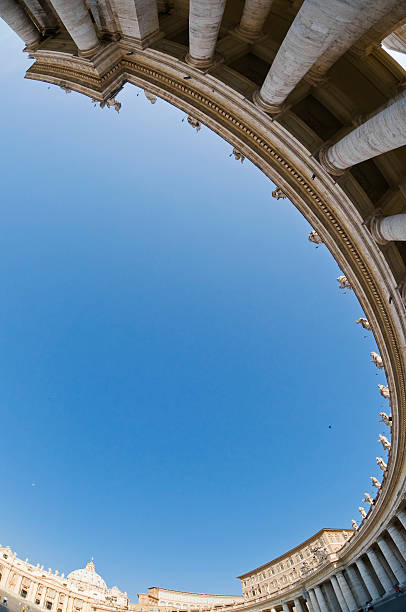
[0,20,394,601]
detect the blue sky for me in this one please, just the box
[0,20,396,600]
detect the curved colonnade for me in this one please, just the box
[1,0,406,611]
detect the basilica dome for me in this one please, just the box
[67,560,107,592]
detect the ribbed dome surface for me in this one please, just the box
[67,560,107,592]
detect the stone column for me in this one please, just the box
[253,0,402,113]
[366,549,393,594]
[387,524,406,563]
[397,509,406,531]
[346,565,369,606]
[314,586,329,612]
[23,0,57,33]
[294,598,306,612]
[319,90,406,175]
[0,0,41,46]
[330,575,348,611]
[282,603,290,612]
[186,0,227,68]
[308,589,321,612]
[235,0,274,41]
[355,558,380,601]
[47,0,100,55]
[370,214,406,244]
[110,0,159,45]
[377,536,406,585]
[336,571,357,610]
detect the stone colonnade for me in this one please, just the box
[246,507,406,611]
[0,0,41,46]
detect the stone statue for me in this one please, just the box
[352,520,358,530]
[59,81,71,93]
[378,434,391,451]
[310,546,328,562]
[232,148,245,163]
[376,457,387,471]
[356,317,371,330]
[187,115,201,131]
[379,412,392,428]
[308,230,323,244]
[358,506,367,519]
[106,97,121,112]
[363,492,374,505]
[144,90,157,104]
[371,476,382,488]
[370,352,384,369]
[378,384,390,399]
[337,275,352,290]
[272,186,287,199]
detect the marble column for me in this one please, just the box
[294,598,306,612]
[346,565,369,606]
[370,214,406,244]
[308,589,321,612]
[366,549,393,593]
[23,0,57,33]
[47,0,99,54]
[336,571,357,611]
[253,0,402,113]
[388,524,406,563]
[330,575,348,611]
[377,536,406,585]
[0,0,41,46]
[186,0,226,67]
[397,509,406,531]
[282,603,291,612]
[319,90,406,175]
[355,558,380,601]
[235,0,274,41]
[314,586,329,612]
[110,0,159,43]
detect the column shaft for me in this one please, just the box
[366,549,393,593]
[371,213,406,244]
[0,0,40,46]
[308,589,321,612]
[47,0,99,53]
[320,90,406,174]
[23,0,56,32]
[314,586,329,612]
[294,598,306,612]
[377,536,406,584]
[282,603,290,612]
[330,575,348,611]
[237,0,274,40]
[397,509,406,531]
[388,524,406,563]
[110,0,159,42]
[254,0,402,113]
[187,0,226,67]
[356,558,380,601]
[346,565,368,606]
[336,571,357,610]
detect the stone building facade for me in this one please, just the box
[238,530,353,602]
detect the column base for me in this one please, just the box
[368,214,388,245]
[232,25,266,43]
[78,43,103,59]
[318,146,345,176]
[252,89,285,115]
[185,52,222,70]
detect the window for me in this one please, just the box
[21,590,27,598]
[35,600,40,606]
[57,608,62,612]
[46,602,52,609]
